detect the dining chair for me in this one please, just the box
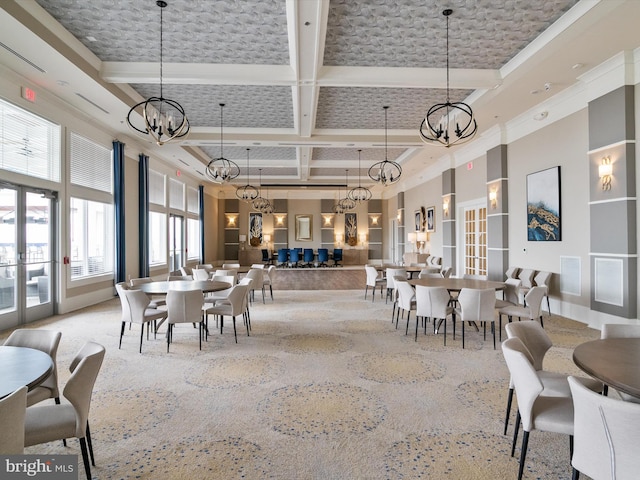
[600,323,640,402]
[166,289,205,352]
[517,268,536,298]
[167,274,190,281]
[191,268,210,281]
[288,248,300,268]
[317,248,329,267]
[495,278,521,311]
[394,276,416,334]
[196,263,214,273]
[214,269,237,284]
[129,277,166,309]
[505,266,520,280]
[179,266,192,277]
[277,248,289,267]
[0,385,27,454]
[203,284,249,343]
[250,263,265,269]
[222,263,240,269]
[24,341,106,480]
[415,285,454,343]
[115,282,167,353]
[502,321,603,436]
[455,288,496,349]
[261,265,275,301]
[261,249,272,265]
[441,266,453,278]
[498,286,546,328]
[568,375,640,480]
[3,329,62,407]
[385,267,406,305]
[332,248,343,267]
[244,267,265,303]
[502,337,574,480]
[303,248,314,267]
[418,270,441,279]
[237,277,253,331]
[364,265,385,302]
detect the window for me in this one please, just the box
[169,178,184,210]
[69,198,114,278]
[149,211,167,265]
[70,133,112,192]
[149,170,166,207]
[187,186,199,214]
[0,98,61,182]
[187,217,200,260]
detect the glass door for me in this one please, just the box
[461,203,487,277]
[0,185,55,330]
[169,214,184,272]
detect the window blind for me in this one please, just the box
[70,132,112,193]
[169,178,184,210]
[149,169,165,206]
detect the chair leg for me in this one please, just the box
[119,321,125,349]
[85,422,95,466]
[364,285,369,300]
[517,431,529,480]
[512,411,521,457]
[504,387,514,435]
[546,295,551,316]
[405,311,411,335]
[415,315,420,341]
[462,319,465,349]
[139,323,144,354]
[56,397,67,447]
[79,437,92,480]
[269,285,273,301]
[572,467,580,480]
[232,317,238,343]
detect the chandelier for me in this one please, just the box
[348,149,372,202]
[206,103,239,183]
[332,183,345,214]
[236,148,259,201]
[339,169,356,211]
[368,106,402,186]
[419,9,477,147]
[126,1,189,146]
[252,169,273,214]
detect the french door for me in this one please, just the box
[460,202,487,277]
[169,214,184,272]
[0,184,55,330]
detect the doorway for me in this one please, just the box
[169,214,184,272]
[457,200,487,277]
[0,185,56,330]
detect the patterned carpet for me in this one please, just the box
[3,289,600,479]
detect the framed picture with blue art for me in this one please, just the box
[527,166,561,241]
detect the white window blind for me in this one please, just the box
[70,132,112,193]
[0,98,61,182]
[187,186,199,214]
[149,169,166,206]
[169,178,184,210]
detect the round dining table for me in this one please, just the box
[137,280,232,295]
[573,338,640,398]
[408,277,505,291]
[0,345,54,399]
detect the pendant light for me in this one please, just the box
[205,103,239,183]
[348,149,372,202]
[236,148,259,201]
[339,169,356,211]
[368,106,402,186]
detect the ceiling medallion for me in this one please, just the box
[205,103,239,183]
[126,1,189,146]
[348,149,372,202]
[235,148,259,201]
[368,106,402,186]
[419,9,477,147]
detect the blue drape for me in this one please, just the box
[113,140,126,284]
[199,185,205,264]
[139,154,150,277]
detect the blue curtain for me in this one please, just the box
[113,140,126,283]
[199,185,205,264]
[139,154,150,277]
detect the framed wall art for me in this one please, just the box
[249,212,263,246]
[345,212,357,246]
[426,206,435,233]
[526,166,561,241]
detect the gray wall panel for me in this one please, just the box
[588,86,635,150]
[590,201,636,254]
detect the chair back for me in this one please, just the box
[569,375,640,480]
[501,337,543,432]
[503,277,522,305]
[416,286,451,319]
[0,386,27,453]
[441,267,453,278]
[168,275,189,281]
[211,275,234,287]
[365,265,380,287]
[196,264,214,273]
[116,283,151,324]
[289,249,300,262]
[534,271,552,289]
[192,268,210,281]
[385,268,406,290]
[505,320,551,371]
[261,249,270,262]
[333,248,343,262]
[166,289,204,325]
[4,329,62,400]
[303,248,314,263]
[129,277,152,287]
[277,248,289,265]
[457,288,496,322]
[215,269,237,284]
[64,342,106,438]
[418,270,441,279]
[523,286,546,318]
[226,284,250,315]
[222,263,240,269]
[250,263,265,269]
[601,323,640,339]
[179,266,192,277]
[317,248,329,263]
[395,277,415,311]
[505,266,520,279]
[518,268,536,288]
[244,268,263,288]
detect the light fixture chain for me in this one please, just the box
[159,3,163,100]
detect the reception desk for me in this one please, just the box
[343,249,369,265]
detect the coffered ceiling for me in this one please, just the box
[2,0,640,198]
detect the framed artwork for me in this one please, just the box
[426,206,435,233]
[249,212,263,246]
[295,214,312,241]
[414,209,423,232]
[345,212,357,246]
[527,166,561,241]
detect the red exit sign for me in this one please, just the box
[21,86,36,103]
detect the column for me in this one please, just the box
[486,145,509,281]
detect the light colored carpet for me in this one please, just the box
[3,290,600,479]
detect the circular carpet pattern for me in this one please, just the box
[278,333,354,354]
[340,320,391,334]
[350,352,447,384]
[456,378,505,410]
[185,355,286,389]
[108,435,275,479]
[257,383,387,438]
[93,388,177,442]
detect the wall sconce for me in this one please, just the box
[335,233,343,245]
[226,214,237,227]
[370,215,379,226]
[396,210,402,222]
[407,232,417,252]
[416,231,427,253]
[324,215,333,226]
[599,156,612,190]
[443,199,449,217]
[489,190,497,209]
[275,215,285,226]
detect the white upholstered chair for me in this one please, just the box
[191,268,210,281]
[569,375,640,480]
[165,289,205,352]
[203,284,249,343]
[455,288,497,349]
[502,337,574,480]
[25,341,106,480]
[129,277,166,308]
[415,285,454,344]
[244,267,265,303]
[364,265,385,302]
[498,285,546,328]
[0,386,27,454]
[394,277,416,335]
[115,282,167,353]
[261,265,275,301]
[3,329,62,407]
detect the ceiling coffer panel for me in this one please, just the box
[315,87,473,130]
[324,0,579,69]
[313,147,407,162]
[36,0,289,64]
[129,85,294,129]
[200,146,297,161]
